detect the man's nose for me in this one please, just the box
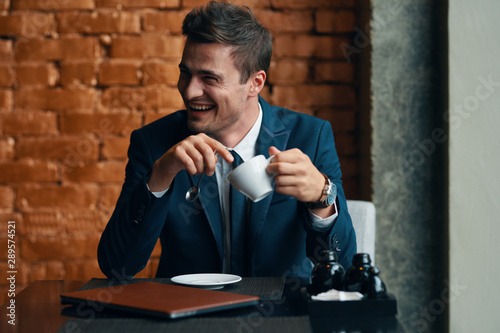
[182,77,203,99]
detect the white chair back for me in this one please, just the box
[346,200,376,265]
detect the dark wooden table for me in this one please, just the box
[1,280,87,333]
[0,278,404,332]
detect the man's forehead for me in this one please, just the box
[180,41,240,76]
[183,39,236,57]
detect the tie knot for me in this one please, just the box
[230,150,243,169]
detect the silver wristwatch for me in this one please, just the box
[305,173,337,209]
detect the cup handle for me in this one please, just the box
[266,155,276,178]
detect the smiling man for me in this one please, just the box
[98,1,356,280]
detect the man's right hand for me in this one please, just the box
[147,133,234,192]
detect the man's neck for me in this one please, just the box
[216,101,261,148]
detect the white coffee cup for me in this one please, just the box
[227,155,275,202]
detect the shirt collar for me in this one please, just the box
[229,103,263,162]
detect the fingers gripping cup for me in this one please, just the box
[227,155,275,202]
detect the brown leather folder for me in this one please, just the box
[60,281,260,319]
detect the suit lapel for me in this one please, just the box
[196,173,223,262]
[247,98,291,267]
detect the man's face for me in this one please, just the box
[177,39,256,143]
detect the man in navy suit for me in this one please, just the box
[98,1,356,279]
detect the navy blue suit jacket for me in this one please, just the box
[98,96,356,279]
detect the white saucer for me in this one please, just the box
[171,273,242,289]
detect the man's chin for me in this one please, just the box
[187,120,214,136]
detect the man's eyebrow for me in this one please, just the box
[178,63,224,80]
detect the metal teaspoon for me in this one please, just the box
[185,149,218,202]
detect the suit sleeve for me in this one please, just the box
[304,121,357,270]
[97,129,171,279]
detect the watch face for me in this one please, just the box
[327,183,337,206]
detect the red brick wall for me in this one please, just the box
[0,0,360,302]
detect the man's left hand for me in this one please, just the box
[266,146,325,203]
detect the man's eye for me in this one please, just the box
[204,76,218,82]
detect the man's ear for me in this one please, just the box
[248,70,266,97]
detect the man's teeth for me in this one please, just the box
[190,104,214,111]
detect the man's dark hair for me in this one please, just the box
[182,1,272,84]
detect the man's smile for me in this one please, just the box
[188,102,216,112]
